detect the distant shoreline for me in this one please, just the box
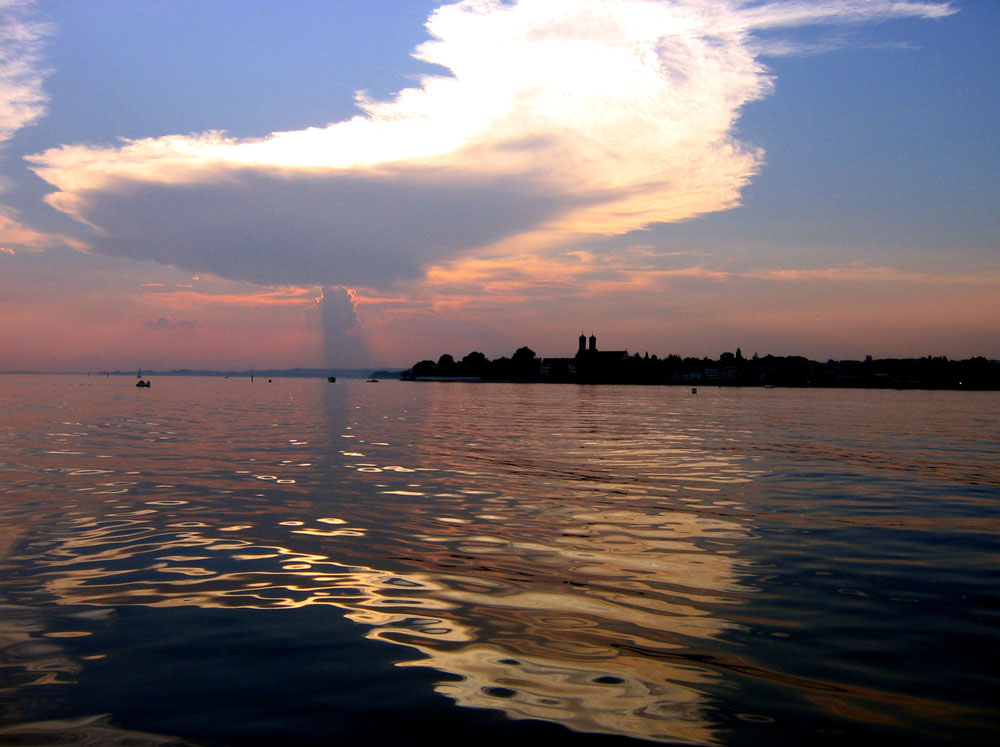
[5,355,1000,391]
[401,344,1000,391]
[0,368,401,380]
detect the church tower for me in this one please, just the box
[578,333,586,354]
[589,334,597,352]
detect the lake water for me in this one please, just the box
[0,375,998,745]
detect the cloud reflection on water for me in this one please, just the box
[3,378,762,744]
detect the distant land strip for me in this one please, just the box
[4,352,998,389]
[401,345,1000,390]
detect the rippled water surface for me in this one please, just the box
[1,375,998,745]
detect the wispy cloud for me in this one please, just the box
[0,0,51,145]
[0,1,80,254]
[27,0,954,289]
[135,283,318,310]
[0,208,86,252]
[738,0,954,30]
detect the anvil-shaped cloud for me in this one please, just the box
[27,0,953,288]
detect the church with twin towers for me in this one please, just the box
[575,333,628,361]
[539,333,630,380]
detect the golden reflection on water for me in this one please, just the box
[0,714,199,746]
[36,493,748,743]
[0,378,768,744]
[10,379,994,742]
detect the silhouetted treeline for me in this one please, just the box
[405,347,541,381]
[401,348,1000,390]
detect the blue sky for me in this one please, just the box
[1,0,997,370]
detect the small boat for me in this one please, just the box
[366,378,379,383]
[136,380,151,388]
[691,387,697,394]
[327,376,337,383]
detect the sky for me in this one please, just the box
[0,0,997,371]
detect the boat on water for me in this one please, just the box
[366,378,379,383]
[136,380,151,388]
[327,376,337,383]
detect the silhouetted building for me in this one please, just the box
[574,334,629,381]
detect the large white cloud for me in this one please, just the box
[27,0,954,288]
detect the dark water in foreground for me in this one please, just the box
[0,375,998,745]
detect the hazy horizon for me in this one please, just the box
[4,345,997,378]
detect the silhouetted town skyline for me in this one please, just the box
[402,334,1000,390]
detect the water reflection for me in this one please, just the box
[0,713,199,745]
[8,379,994,743]
[1,377,762,744]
